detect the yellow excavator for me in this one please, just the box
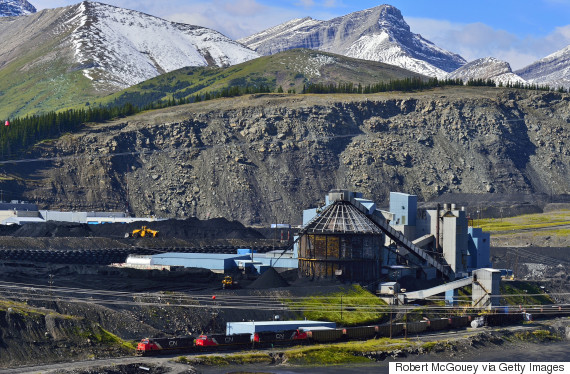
[125,226,159,238]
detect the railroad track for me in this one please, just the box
[509,247,570,267]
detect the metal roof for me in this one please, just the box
[304,201,384,234]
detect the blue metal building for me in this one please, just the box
[468,227,491,269]
[150,253,251,272]
[389,192,417,226]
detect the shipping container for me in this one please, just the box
[226,320,336,335]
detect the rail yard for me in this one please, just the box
[0,190,568,372]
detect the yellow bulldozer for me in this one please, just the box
[125,226,159,238]
[222,275,238,289]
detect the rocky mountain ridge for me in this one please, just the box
[0,0,35,17]
[517,45,570,89]
[2,87,568,225]
[239,5,466,79]
[448,57,527,86]
[67,1,259,88]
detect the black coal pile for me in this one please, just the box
[0,224,20,236]
[90,218,264,240]
[11,222,92,237]
[5,218,264,241]
[248,267,289,289]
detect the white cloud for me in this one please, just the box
[407,16,570,70]
[165,1,301,40]
[296,0,316,8]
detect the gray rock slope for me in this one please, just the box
[239,5,466,78]
[4,88,568,225]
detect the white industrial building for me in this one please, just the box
[0,201,162,225]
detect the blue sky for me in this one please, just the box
[32,0,570,70]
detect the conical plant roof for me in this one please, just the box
[304,201,383,234]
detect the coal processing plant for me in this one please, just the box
[0,188,498,308]
[116,189,497,308]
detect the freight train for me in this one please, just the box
[137,310,566,356]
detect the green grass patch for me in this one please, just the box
[285,338,411,365]
[76,326,136,351]
[0,299,78,319]
[473,211,570,233]
[97,328,137,350]
[533,229,570,236]
[421,341,439,352]
[284,285,387,325]
[286,346,370,365]
[190,353,272,366]
[500,281,554,305]
[179,338,412,367]
[512,329,561,342]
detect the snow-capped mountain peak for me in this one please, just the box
[516,44,570,89]
[377,5,409,33]
[447,57,526,86]
[0,0,36,17]
[65,1,260,88]
[239,4,466,78]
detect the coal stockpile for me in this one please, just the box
[11,222,92,237]
[4,218,264,241]
[0,224,20,236]
[248,267,290,289]
[91,217,264,240]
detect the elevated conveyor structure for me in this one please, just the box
[348,197,454,280]
[402,277,472,302]
[277,192,453,280]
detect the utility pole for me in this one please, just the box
[125,168,130,216]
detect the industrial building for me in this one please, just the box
[0,201,161,225]
[226,320,336,335]
[128,189,491,286]
[124,248,298,275]
[300,190,492,281]
[298,191,384,282]
[116,188,495,307]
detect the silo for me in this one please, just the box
[298,196,384,282]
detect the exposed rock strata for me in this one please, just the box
[3,87,569,225]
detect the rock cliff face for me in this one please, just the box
[4,87,569,225]
[0,307,128,366]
